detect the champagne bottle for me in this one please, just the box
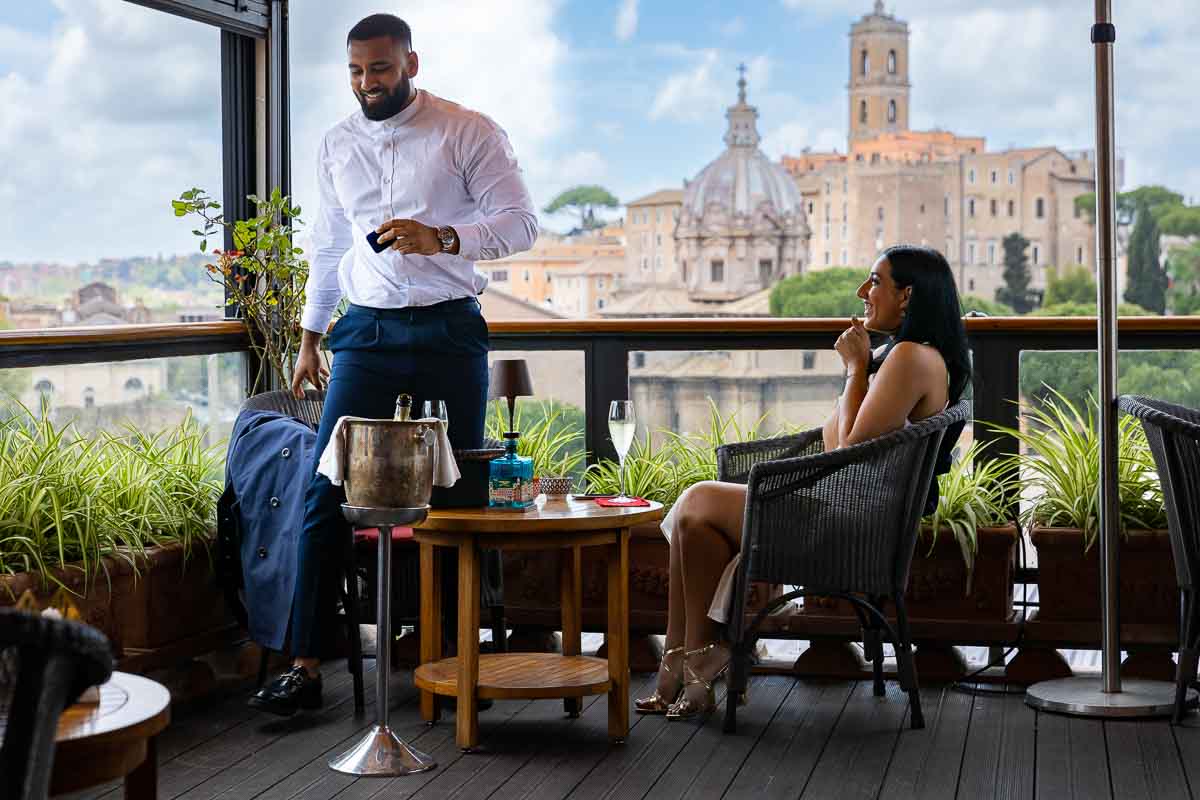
[394,393,412,421]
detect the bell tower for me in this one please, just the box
[848,1,910,143]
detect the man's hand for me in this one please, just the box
[375,219,441,255]
[291,331,329,398]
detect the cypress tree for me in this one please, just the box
[1124,202,1167,313]
[996,232,1036,313]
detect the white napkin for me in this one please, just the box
[317,416,459,488]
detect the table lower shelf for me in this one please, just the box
[414,653,612,700]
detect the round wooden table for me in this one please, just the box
[51,671,171,798]
[411,497,664,751]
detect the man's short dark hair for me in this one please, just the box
[347,14,412,50]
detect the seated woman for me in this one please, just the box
[638,245,972,719]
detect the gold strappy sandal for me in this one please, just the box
[634,645,685,714]
[665,642,747,720]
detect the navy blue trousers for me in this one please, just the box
[290,299,489,657]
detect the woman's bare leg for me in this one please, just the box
[675,481,747,649]
[668,481,749,712]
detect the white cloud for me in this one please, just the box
[650,50,724,122]
[0,1,222,264]
[0,0,571,264]
[615,0,639,42]
[718,17,746,37]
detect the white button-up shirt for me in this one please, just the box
[300,90,538,333]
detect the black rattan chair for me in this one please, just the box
[1118,395,1200,723]
[0,609,114,800]
[720,398,971,733]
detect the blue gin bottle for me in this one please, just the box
[488,432,535,509]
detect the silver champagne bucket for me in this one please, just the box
[342,419,436,509]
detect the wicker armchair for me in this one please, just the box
[1118,395,1200,723]
[720,398,970,733]
[0,609,114,800]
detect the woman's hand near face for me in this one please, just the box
[834,317,872,374]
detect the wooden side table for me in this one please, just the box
[50,671,171,799]
[412,498,663,751]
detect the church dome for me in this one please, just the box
[674,68,809,302]
[680,70,804,223]
[683,147,804,220]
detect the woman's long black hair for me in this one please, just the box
[876,244,972,515]
[879,244,972,404]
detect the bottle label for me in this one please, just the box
[489,477,535,506]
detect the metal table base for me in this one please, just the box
[1025,677,1192,719]
[329,505,437,777]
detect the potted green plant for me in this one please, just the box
[992,389,1174,626]
[0,402,228,659]
[905,441,1021,620]
[172,187,310,394]
[485,398,588,493]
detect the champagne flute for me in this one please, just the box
[608,400,636,502]
[422,399,449,435]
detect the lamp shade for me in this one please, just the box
[488,359,534,401]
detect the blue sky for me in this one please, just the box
[0,0,1195,264]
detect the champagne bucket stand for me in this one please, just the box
[328,503,437,777]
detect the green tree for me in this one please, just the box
[960,295,1014,316]
[996,233,1037,313]
[1020,296,1192,411]
[1073,185,1184,226]
[1044,264,1096,306]
[1022,351,1200,413]
[769,267,865,317]
[1167,242,1200,315]
[543,185,619,232]
[1158,205,1200,238]
[1030,301,1150,317]
[1124,198,1168,313]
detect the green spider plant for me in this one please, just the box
[0,399,223,594]
[485,398,588,481]
[923,441,1019,591]
[988,387,1166,551]
[583,399,786,508]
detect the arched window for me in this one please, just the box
[124,377,144,392]
[859,100,868,124]
[887,50,897,74]
[860,49,869,76]
[887,100,896,123]
[83,387,95,409]
[34,379,54,395]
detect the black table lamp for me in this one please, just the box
[488,359,534,435]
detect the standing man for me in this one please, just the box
[249,13,537,715]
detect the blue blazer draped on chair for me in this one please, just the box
[217,409,317,651]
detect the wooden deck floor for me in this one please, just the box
[68,659,1200,800]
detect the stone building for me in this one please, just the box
[784,1,1100,301]
[675,68,809,302]
[624,189,683,289]
[478,230,624,314]
[607,70,809,316]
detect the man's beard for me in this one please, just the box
[357,76,412,121]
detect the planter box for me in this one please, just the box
[1031,527,1178,624]
[805,525,1020,622]
[906,525,1019,620]
[0,540,233,657]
